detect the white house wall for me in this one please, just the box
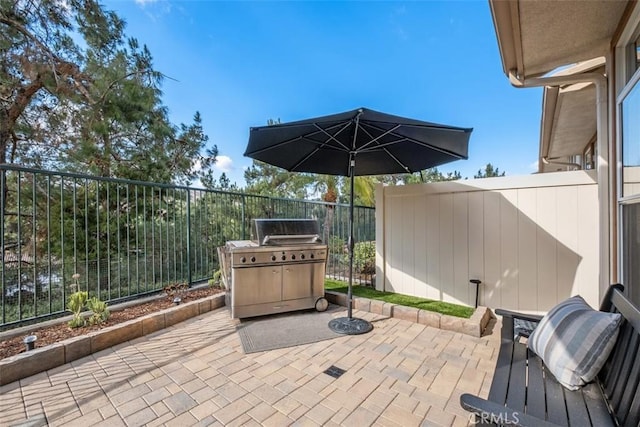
[375,170,599,313]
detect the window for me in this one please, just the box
[583,142,595,170]
[624,33,640,82]
[622,202,640,307]
[621,80,640,197]
[634,33,640,74]
[618,15,640,309]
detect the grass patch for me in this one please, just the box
[325,279,474,318]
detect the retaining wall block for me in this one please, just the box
[64,335,92,363]
[165,302,199,327]
[0,342,65,386]
[417,310,441,328]
[142,312,166,335]
[90,320,142,352]
[392,305,419,323]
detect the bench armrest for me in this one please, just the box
[460,393,560,427]
[495,309,543,342]
[495,309,544,323]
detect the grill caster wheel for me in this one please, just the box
[315,297,329,312]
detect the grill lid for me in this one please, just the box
[254,219,322,246]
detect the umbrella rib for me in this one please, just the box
[358,123,467,159]
[355,123,402,152]
[313,122,352,152]
[288,121,352,171]
[245,122,349,156]
[381,147,411,173]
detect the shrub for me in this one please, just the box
[328,236,346,255]
[354,241,376,274]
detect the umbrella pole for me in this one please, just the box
[347,165,355,319]
[327,155,373,335]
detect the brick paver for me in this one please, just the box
[0,306,499,426]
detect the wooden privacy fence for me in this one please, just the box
[375,170,600,313]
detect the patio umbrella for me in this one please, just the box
[245,107,472,335]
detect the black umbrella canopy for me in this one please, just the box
[245,107,472,177]
[245,108,472,335]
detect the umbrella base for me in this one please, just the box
[328,316,373,335]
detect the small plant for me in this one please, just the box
[67,291,88,328]
[209,269,224,289]
[164,283,188,301]
[87,297,110,326]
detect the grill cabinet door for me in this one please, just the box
[282,262,324,300]
[233,266,282,306]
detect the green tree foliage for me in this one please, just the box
[474,163,506,178]
[202,172,240,191]
[244,161,315,199]
[0,0,216,184]
[403,168,462,184]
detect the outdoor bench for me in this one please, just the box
[460,284,640,426]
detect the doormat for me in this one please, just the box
[236,307,343,354]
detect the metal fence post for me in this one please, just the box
[186,188,192,287]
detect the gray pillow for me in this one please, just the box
[528,295,622,390]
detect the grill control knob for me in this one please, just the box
[250,256,256,262]
[300,254,305,259]
[281,255,286,261]
[291,254,296,260]
[240,257,246,263]
[271,255,276,261]
[310,253,315,259]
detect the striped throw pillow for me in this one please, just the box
[528,295,622,391]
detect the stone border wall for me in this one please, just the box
[324,291,494,338]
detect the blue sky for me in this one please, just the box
[103,0,543,186]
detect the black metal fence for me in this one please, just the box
[0,165,375,329]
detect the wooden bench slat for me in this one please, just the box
[603,321,633,399]
[487,340,514,404]
[543,366,569,426]
[611,332,640,420]
[564,384,592,426]
[525,350,547,419]
[622,386,640,427]
[580,383,615,427]
[505,342,527,412]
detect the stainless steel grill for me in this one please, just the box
[222,219,328,319]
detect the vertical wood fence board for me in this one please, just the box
[483,191,503,309]
[386,194,402,293]
[413,195,428,298]
[468,192,485,305]
[556,186,580,303]
[401,196,416,296]
[439,194,455,304]
[500,189,520,310]
[453,193,470,305]
[536,186,559,311]
[577,185,600,307]
[517,187,539,312]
